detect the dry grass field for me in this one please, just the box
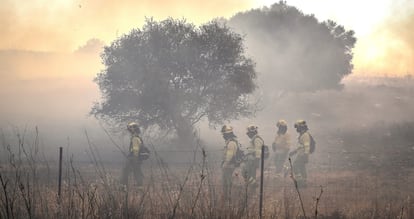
[1,133,413,219]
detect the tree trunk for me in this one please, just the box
[172,114,196,148]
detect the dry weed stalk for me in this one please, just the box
[314,186,323,219]
[288,157,306,218]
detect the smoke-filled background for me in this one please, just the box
[1,0,414,163]
[1,1,414,218]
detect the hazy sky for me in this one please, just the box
[278,0,414,76]
[1,0,413,76]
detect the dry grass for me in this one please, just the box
[1,130,413,219]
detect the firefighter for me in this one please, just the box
[242,125,264,189]
[289,120,313,187]
[221,125,239,201]
[272,119,291,174]
[120,122,144,187]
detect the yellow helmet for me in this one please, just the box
[221,125,233,134]
[246,125,258,133]
[127,122,139,131]
[276,120,287,127]
[294,120,306,128]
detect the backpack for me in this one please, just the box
[138,145,150,160]
[234,145,245,167]
[309,134,316,154]
[137,137,150,160]
[254,136,270,160]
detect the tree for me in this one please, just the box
[228,1,357,94]
[91,18,257,146]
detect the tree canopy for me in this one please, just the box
[228,1,357,93]
[92,18,257,144]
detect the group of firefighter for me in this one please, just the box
[120,119,314,200]
[221,120,314,201]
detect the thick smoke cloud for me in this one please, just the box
[0,46,103,157]
[0,0,253,51]
[381,4,414,75]
[227,2,356,98]
[354,0,414,76]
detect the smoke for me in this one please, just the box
[354,0,414,76]
[384,1,414,75]
[0,45,102,126]
[74,38,105,54]
[0,43,109,159]
[0,0,253,52]
[0,0,76,51]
